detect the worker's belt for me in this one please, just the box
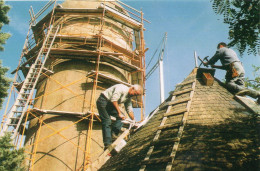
[100,93,109,101]
[227,61,241,78]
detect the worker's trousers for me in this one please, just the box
[225,61,245,93]
[96,94,123,147]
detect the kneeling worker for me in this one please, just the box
[96,84,142,149]
[203,42,260,103]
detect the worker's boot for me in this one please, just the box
[237,89,260,104]
[247,89,260,99]
[236,89,250,96]
[237,89,259,98]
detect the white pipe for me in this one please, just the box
[159,59,165,103]
[194,51,198,68]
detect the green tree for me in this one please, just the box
[211,0,259,55]
[0,133,25,171]
[0,0,11,109]
[0,60,11,109]
[0,0,11,51]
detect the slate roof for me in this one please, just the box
[100,68,260,171]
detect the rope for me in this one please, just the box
[146,36,164,69]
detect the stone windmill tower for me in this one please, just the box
[0,0,147,170]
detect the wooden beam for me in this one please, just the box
[235,95,260,115]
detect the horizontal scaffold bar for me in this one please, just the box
[26,108,138,128]
[33,7,143,32]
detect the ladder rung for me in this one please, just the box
[141,156,172,165]
[21,94,30,97]
[13,111,23,113]
[24,82,34,85]
[150,137,180,146]
[29,73,38,75]
[163,97,191,108]
[157,122,182,130]
[172,88,193,96]
[164,108,187,117]
[176,80,194,87]
[15,105,25,107]
[18,99,27,101]
[21,93,30,95]
[10,117,20,120]
[7,124,18,126]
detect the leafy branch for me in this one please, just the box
[212,0,260,56]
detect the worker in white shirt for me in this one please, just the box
[96,84,142,149]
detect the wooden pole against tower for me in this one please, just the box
[140,9,145,121]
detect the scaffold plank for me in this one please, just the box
[87,70,131,87]
[49,48,140,72]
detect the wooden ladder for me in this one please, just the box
[87,128,132,171]
[140,79,196,171]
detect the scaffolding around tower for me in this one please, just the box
[0,0,148,170]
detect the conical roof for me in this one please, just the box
[100,68,259,170]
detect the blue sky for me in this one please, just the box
[1,0,259,121]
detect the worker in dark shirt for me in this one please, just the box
[203,42,259,103]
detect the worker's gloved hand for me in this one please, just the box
[118,113,125,120]
[124,118,135,125]
[131,120,136,126]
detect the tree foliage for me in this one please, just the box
[245,65,260,91]
[0,0,11,109]
[0,60,11,109]
[0,133,25,171]
[0,0,11,51]
[211,0,260,55]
